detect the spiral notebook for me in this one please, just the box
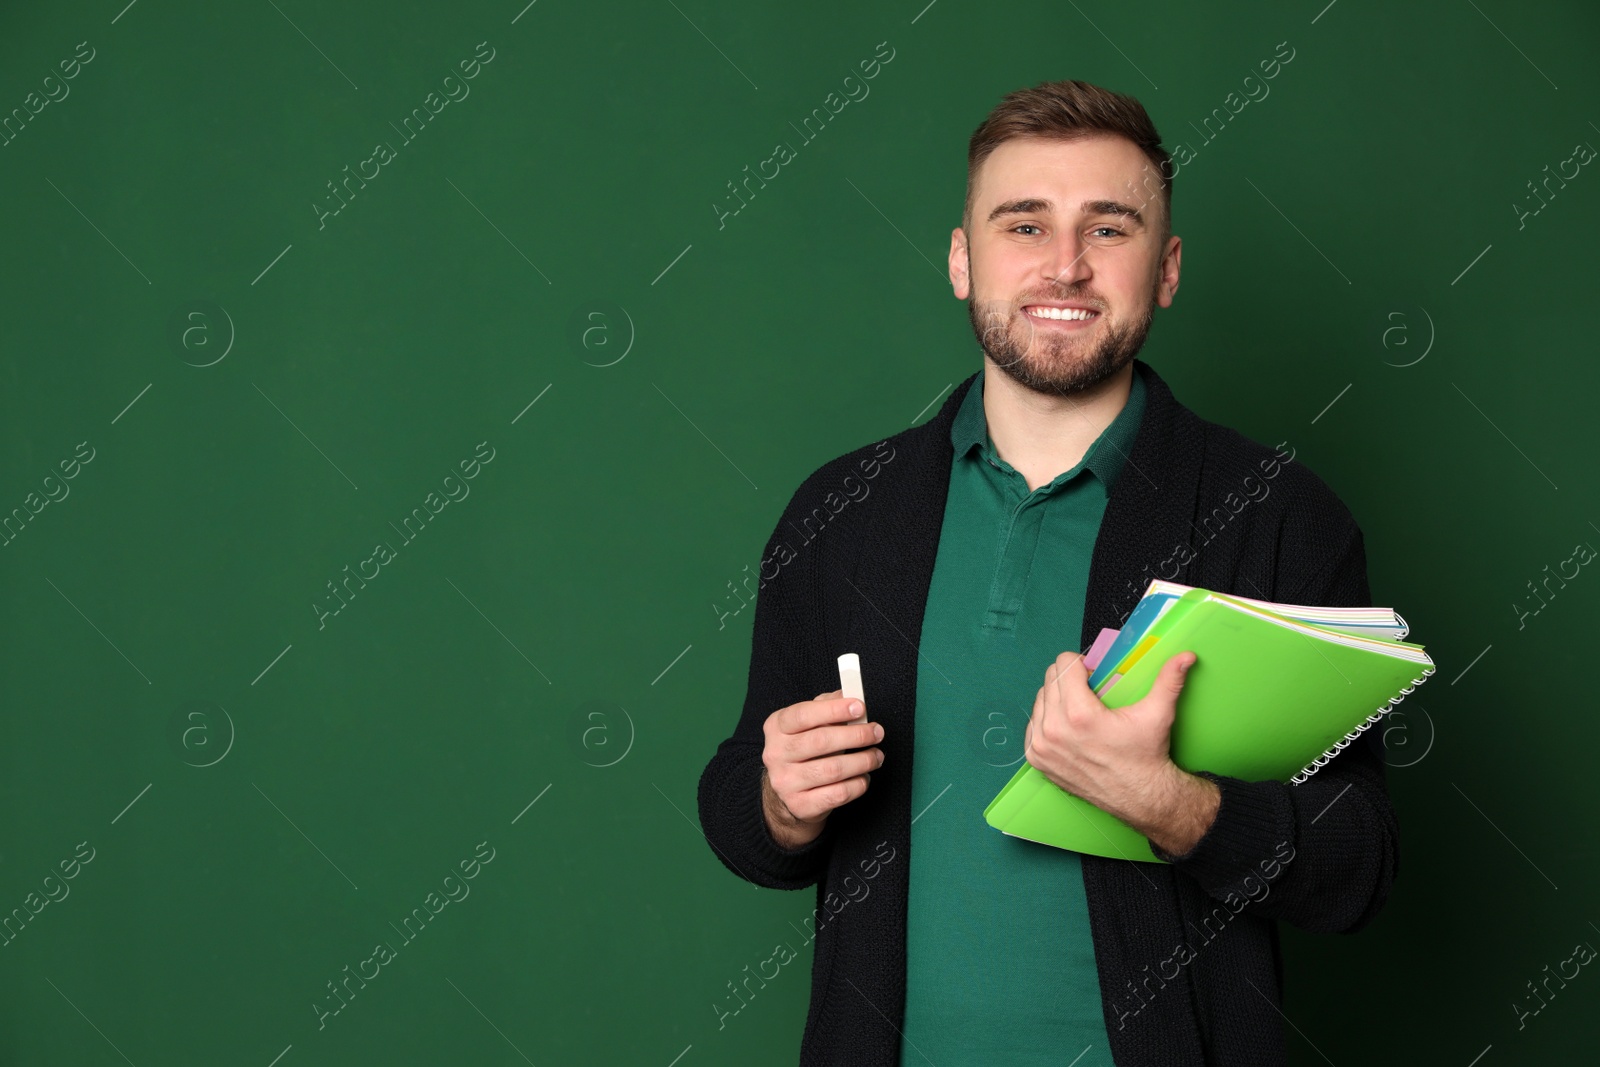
[983,583,1435,863]
[1088,580,1411,699]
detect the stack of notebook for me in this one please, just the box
[982,580,1435,863]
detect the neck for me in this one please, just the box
[981,360,1134,491]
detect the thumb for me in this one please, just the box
[1160,651,1197,700]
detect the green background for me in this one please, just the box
[1,0,1595,1063]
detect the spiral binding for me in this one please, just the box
[1289,662,1436,784]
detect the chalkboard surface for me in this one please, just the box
[1,1,1596,1064]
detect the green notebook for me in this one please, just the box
[983,588,1434,863]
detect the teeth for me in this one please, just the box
[1026,306,1097,321]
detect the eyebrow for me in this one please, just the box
[986,197,1146,227]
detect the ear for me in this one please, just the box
[1155,235,1181,308]
[948,227,970,299]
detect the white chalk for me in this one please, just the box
[837,652,867,724]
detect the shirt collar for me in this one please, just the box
[950,363,1147,490]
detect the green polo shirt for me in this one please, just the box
[899,365,1146,1066]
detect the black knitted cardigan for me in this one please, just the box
[697,359,1398,1066]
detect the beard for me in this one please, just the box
[967,279,1157,398]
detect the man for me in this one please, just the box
[697,79,1396,1066]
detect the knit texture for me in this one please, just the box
[697,359,1399,1066]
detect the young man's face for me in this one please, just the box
[949,133,1181,398]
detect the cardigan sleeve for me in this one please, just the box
[696,481,838,891]
[1150,510,1401,935]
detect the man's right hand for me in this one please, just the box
[760,689,885,850]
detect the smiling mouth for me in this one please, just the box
[1023,305,1100,323]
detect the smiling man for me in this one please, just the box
[698,80,1396,1067]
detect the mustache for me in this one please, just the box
[1017,288,1104,310]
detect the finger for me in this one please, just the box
[1050,652,1092,717]
[798,721,883,761]
[792,748,881,793]
[1154,651,1197,701]
[776,700,867,763]
[786,772,871,821]
[1034,675,1061,750]
[779,694,860,735]
[1049,654,1071,707]
[1053,651,1088,691]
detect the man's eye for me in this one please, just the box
[1092,226,1124,237]
[1012,224,1042,236]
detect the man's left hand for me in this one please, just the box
[1024,649,1220,856]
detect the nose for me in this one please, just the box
[1042,228,1091,291]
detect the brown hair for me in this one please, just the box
[965,80,1173,243]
